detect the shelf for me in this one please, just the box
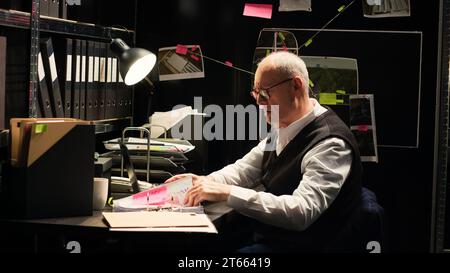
[92,117,132,134]
[0,8,132,40]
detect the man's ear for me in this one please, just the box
[292,76,305,94]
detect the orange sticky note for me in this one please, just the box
[176,44,188,55]
[225,61,233,67]
[243,3,273,19]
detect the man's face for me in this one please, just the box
[254,64,296,128]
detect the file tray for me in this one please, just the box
[1,118,95,219]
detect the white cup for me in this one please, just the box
[93,177,109,210]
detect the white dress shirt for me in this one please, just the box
[208,99,353,232]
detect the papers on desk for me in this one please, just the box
[103,137,195,153]
[148,106,199,138]
[103,211,217,233]
[113,176,197,211]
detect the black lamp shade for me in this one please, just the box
[110,38,156,86]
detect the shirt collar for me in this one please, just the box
[276,99,327,155]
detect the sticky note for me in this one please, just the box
[35,124,47,134]
[319,93,337,105]
[243,3,273,19]
[309,80,315,88]
[278,32,286,41]
[336,90,346,95]
[305,39,313,47]
[336,99,344,104]
[338,5,345,12]
[176,44,188,55]
[357,125,370,132]
[190,54,200,61]
[225,61,233,67]
[282,44,288,51]
[191,45,199,52]
[266,49,271,56]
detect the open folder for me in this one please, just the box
[103,211,217,233]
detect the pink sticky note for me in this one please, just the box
[191,45,199,52]
[357,125,369,132]
[225,61,233,67]
[243,3,273,19]
[176,44,188,55]
[190,54,200,61]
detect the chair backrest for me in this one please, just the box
[360,187,385,253]
[324,187,385,253]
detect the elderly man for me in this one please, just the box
[166,51,362,252]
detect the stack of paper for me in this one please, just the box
[112,176,199,211]
[148,106,198,138]
[103,137,195,153]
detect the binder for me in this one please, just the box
[40,37,64,118]
[39,0,50,16]
[63,38,73,118]
[79,40,87,120]
[86,41,96,120]
[93,42,101,120]
[72,39,81,118]
[59,0,67,19]
[37,52,53,118]
[5,118,95,219]
[111,57,118,118]
[99,42,107,120]
[0,36,5,129]
[49,0,59,17]
[105,46,113,119]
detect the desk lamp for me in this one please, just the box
[110,38,156,86]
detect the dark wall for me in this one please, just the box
[130,0,440,252]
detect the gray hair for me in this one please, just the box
[259,51,309,86]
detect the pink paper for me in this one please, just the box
[243,3,273,19]
[176,44,188,55]
[190,54,200,61]
[133,186,169,205]
[357,125,369,132]
[225,61,233,67]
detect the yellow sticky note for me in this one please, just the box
[266,49,271,56]
[319,93,337,105]
[336,99,344,104]
[278,32,286,41]
[35,124,47,134]
[309,80,315,88]
[338,5,345,12]
[336,90,346,95]
[305,39,313,47]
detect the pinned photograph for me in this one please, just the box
[350,94,378,163]
[252,29,298,73]
[363,0,411,18]
[279,0,312,12]
[302,56,359,95]
[158,45,205,81]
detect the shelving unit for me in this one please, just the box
[0,8,132,40]
[0,5,135,135]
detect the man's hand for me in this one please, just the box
[164,174,232,206]
[184,180,232,206]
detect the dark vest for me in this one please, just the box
[254,108,362,252]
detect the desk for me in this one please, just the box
[0,202,234,253]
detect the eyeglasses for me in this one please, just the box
[250,78,293,100]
